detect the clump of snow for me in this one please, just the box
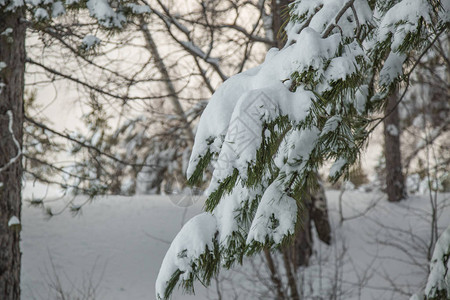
[0,62,6,71]
[412,115,425,128]
[27,0,41,7]
[329,158,347,178]
[377,0,431,51]
[34,7,49,20]
[213,185,244,244]
[424,224,450,298]
[289,0,372,43]
[51,1,65,17]
[187,66,261,179]
[290,0,325,22]
[324,56,356,82]
[86,0,126,28]
[156,213,217,299]
[274,127,320,177]
[1,0,24,8]
[82,35,101,50]
[321,116,341,136]
[379,51,406,86]
[288,127,320,163]
[309,1,342,33]
[386,124,399,136]
[8,216,20,227]
[246,181,297,244]
[1,28,13,36]
[354,85,368,114]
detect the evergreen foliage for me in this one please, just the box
[414,224,450,300]
[156,0,449,298]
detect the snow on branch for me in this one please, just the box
[0,110,22,174]
[424,224,450,298]
[157,0,449,298]
[411,224,450,300]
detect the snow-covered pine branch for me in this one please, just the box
[2,0,150,28]
[423,224,450,299]
[156,0,449,298]
[410,224,450,300]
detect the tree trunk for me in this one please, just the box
[0,8,26,300]
[384,92,406,202]
[271,0,291,49]
[289,180,331,269]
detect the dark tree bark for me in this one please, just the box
[0,8,26,300]
[289,181,331,269]
[271,0,291,48]
[384,92,406,202]
[263,249,286,300]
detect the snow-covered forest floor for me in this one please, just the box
[21,182,450,300]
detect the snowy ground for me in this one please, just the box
[21,182,208,300]
[21,182,450,300]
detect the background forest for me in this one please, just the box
[0,0,449,299]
